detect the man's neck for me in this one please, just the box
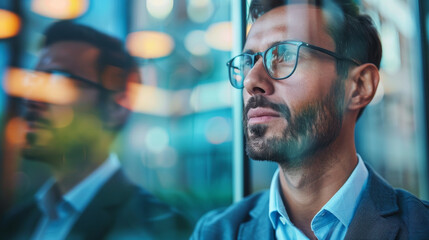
[278,140,358,239]
[52,150,109,194]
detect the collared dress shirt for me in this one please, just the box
[268,154,369,240]
[32,153,121,240]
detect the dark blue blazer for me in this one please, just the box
[192,166,429,240]
[1,169,191,240]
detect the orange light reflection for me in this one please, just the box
[126,31,175,59]
[0,9,21,39]
[31,0,88,19]
[3,68,79,105]
[205,22,233,51]
[5,117,27,145]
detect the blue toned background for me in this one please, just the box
[0,1,428,233]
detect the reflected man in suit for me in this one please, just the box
[1,21,190,239]
[192,0,429,239]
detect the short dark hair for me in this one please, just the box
[249,0,382,119]
[42,20,137,91]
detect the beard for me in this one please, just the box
[244,79,345,169]
[21,110,107,169]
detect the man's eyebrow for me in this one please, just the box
[242,49,254,54]
[242,41,284,54]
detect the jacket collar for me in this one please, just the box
[68,169,136,239]
[238,192,275,240]
[345,164,401,240]
[238,164,402,240]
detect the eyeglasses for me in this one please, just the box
[44,70,110,91]
[226,40,361,89]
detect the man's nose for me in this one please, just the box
[22,98,49,110]
[243,59,274,96]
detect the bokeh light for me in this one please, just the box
[31,0,88,19]
[145,127,169,153]
[5,117,27,145]
[51,106,75,128]
[146,0,173,20]
[121,82,169,115]
[3,68,79,105]
[185,30,210,56]
[126,31,174,59]
[205,22,233,51]
[190,82,232,112]
[187,0,214,23]
[0,9,21,39]
[205,117,231,144]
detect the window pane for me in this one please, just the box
[0,0,234,238]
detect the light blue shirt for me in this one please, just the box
[32,153,121,240]
[268,154,369,240]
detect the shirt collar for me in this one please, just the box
[317,154,368,227]
[64,153,120,212]
[35,178,59,218]
[268,154,369,229]
[35,153,121,215]
[268,168,292,228]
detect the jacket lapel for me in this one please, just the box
[68,169,135,239]
[237,192,275,240]
[1,200,43,239]
[345,165,402,240]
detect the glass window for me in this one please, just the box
[355,0,428,199]
[0,0,235,238]
[249,0,429,201]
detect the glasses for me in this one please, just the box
[44,70,110,91]
[226,40,361,89]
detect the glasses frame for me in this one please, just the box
[43,69,112,91]
[226,40,361,89]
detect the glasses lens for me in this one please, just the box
[228,54,253,89]
[265,43,298,79]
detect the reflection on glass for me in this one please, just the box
[126,31,175,59]
[1,0,234,237]
[4,68,79,105]
[31,0,89,19]
[0,9,21,38]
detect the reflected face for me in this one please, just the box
[21,41,103,165]
[243,5,345,167]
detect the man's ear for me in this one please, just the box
[102,92,131,130]
[346,63,380,113]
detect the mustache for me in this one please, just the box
[25,112,51,127]
[244,95,291,120]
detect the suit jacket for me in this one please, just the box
[191,166,429,240]
[1,169,191,240]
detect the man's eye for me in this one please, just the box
[244,58,253,66]
[278,50,296,63]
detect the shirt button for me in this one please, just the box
[280,216,286,225]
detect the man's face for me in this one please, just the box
[243,5,346,168]
[20,41,104,166]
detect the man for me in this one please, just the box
[1,21,190,239]
[192,0,429,239]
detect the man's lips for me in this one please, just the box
[26,121,50,130]
[247,107,281,124]
[23,111,51,130]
